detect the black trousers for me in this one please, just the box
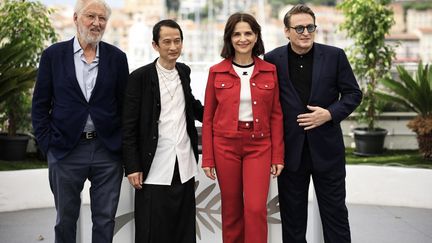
[277,143,351,243]
[134,162,196,243]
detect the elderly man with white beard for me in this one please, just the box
[31,0,129,242]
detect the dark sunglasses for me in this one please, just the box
[290,24,317,34]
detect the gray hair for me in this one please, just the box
[74,0,112,19]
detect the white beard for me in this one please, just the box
[78,25,104,46]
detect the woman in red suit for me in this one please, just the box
[202,12,285,243]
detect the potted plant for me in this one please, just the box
[0,41,37,104]
[0,0,57,161]
[338,0,396,156]
[376,62,432,160]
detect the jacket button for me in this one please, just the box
[251,134,255,138]
[253,101,257,105]
[261,133,264,137]
[221,83,225,87]
[255,118,259,123]
[265,84,269,88]
[252,83,256,86]
[148,152,152,156]
[152,136,157,140]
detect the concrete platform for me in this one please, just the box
[1,164,431,242]
[1,203,431,243]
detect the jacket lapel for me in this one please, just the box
[176,63,188,86]
[64,38,87,102]
[277,45,290,85]
[212,58,239,79]
[310,43,324,103]
[280,44,303,105]
[250,56,272,79]
[91,41,107,102]
[150,60,161,107]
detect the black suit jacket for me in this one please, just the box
[265,43,362,172]
[32,38,129,159]
[122,59,203,177]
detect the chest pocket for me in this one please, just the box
[214,80,236,104]
[215,81,234,89]
[256,82,274,90]
[255,82,275,104]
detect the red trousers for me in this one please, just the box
[214,122,272,243]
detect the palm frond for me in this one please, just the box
[378,62,432,117]
[375,91,417,113]
[0,40,37,104]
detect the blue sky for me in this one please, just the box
[39,0,123,8]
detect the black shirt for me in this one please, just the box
[288,43,314,106]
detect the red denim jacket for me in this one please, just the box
[202,57,284,167]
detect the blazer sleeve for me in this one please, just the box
[327,49,362,123]
[192,99,204,122]
[31,49,53,155]
[182,64,204,122]
[116,52,129,116]
[122,71,143,175]
[201,69,217,168]
[270,67,285,165]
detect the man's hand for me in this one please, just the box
[297,105,332,130]
[127,172,143,189]
[203,167,216,180]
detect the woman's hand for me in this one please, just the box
[271,164,284,178]
[203,167,216,180]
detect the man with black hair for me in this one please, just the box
[122,19,203,243]
[265,4,362,243]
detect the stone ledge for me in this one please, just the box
[1,164,431,212]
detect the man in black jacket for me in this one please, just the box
[265,4,362,243]
[122,19,203,243]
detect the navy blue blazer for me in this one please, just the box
[265,43,362,172]
[32,38,129,159]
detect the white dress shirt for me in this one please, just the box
[73,37,98,132]
[144,60,198,185]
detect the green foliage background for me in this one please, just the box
[338,0,395,130]
[0,0,57,135]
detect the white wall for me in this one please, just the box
[1,161,431,242]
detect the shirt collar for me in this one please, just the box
[73,36,100,58]
[288,42,314,58]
